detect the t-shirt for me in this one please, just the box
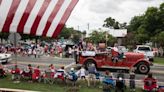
[88,66,96,74]
[79,68,86,77]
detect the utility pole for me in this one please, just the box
[87,23,89,31]
[77,25,80,31]
[87,23,90,37]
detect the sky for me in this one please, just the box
[66,0,164,32]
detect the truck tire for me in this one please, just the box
[137,62,150,74]
[84,59,96,70]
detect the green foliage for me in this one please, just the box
[58,26,72,39]
[0,32,9,40]
[57,26,82,44]
[88,30,116,45]
[153,31,164,46]
[103,17,127,29]
[127,2,164,45]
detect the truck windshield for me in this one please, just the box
[138,47,150,51]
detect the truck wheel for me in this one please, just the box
[137,62,150,74]
[84,60,96,70]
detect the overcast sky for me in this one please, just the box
[66,0,163,32]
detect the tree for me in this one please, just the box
[58,26,72,39]
[127,3,164,46]
[0,32,9,43]
[103,17,127,29]
[154,31,164,46]
[88,30,116,45]
[103,17,116,28]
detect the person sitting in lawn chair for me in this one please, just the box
[67,68,78,86]
[32,66,41,82]
[158,86,164,92]
[103,70,114,87]
[143,73,158,92]
[11,65,21,81]
[102,70,114,92]
[48,64,56,79]
[54,66,67,82]
[42,70,54,84]
[21,64,33,80]
[115,70,126,92]
[0,64,6,78]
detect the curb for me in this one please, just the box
[154,63,164,67]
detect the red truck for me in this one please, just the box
[76,50,151,74]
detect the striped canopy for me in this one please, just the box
[0,0,78,38]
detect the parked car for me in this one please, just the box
[0,53,12,64]
[133,45,154,62]
[76,50,151,74]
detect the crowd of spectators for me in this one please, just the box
[0,63,163,92]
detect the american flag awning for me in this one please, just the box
[0,0,78,38]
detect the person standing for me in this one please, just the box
[87,64,97,87]
[159,46,163,57]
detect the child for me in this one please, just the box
[0,64,6,78]
[32,66,41,82]
[49,64,56,78]
[129,72,135,92]
[103,70,114,86]
[54,66,67,81]
[78,66,86,80]
[129,68,136,92]
[115,70,125,92]
[68,68,78,86]
[11,65,21,82]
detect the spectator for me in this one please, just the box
[22,64,33,81]
[0,64,6,78]
[143,73,158,92]
[57,45,63,58]
[103,70,114,86]
[68,47,72,58]
[159,46,163,57]
[87,64,97,86]
[77,66,87,80]
[33,49,37,58]
[102,70,115,92]
[67,68,78,86]
[49,64,56,78]
[54,66,67,81]
[74,46,79,64]
[11,65,21,83]
[115,70,126,92]
[32,66,41,82]
[129,72,135,92]
[28,48,32,57]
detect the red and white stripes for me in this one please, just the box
[0,0,78,38]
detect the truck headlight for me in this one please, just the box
[144,54,148,60]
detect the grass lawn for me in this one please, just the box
[0,76,143,92]
[154,57,164,65]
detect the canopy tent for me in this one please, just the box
[0,0,78,38]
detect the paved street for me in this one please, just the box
[6,55,164,87]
